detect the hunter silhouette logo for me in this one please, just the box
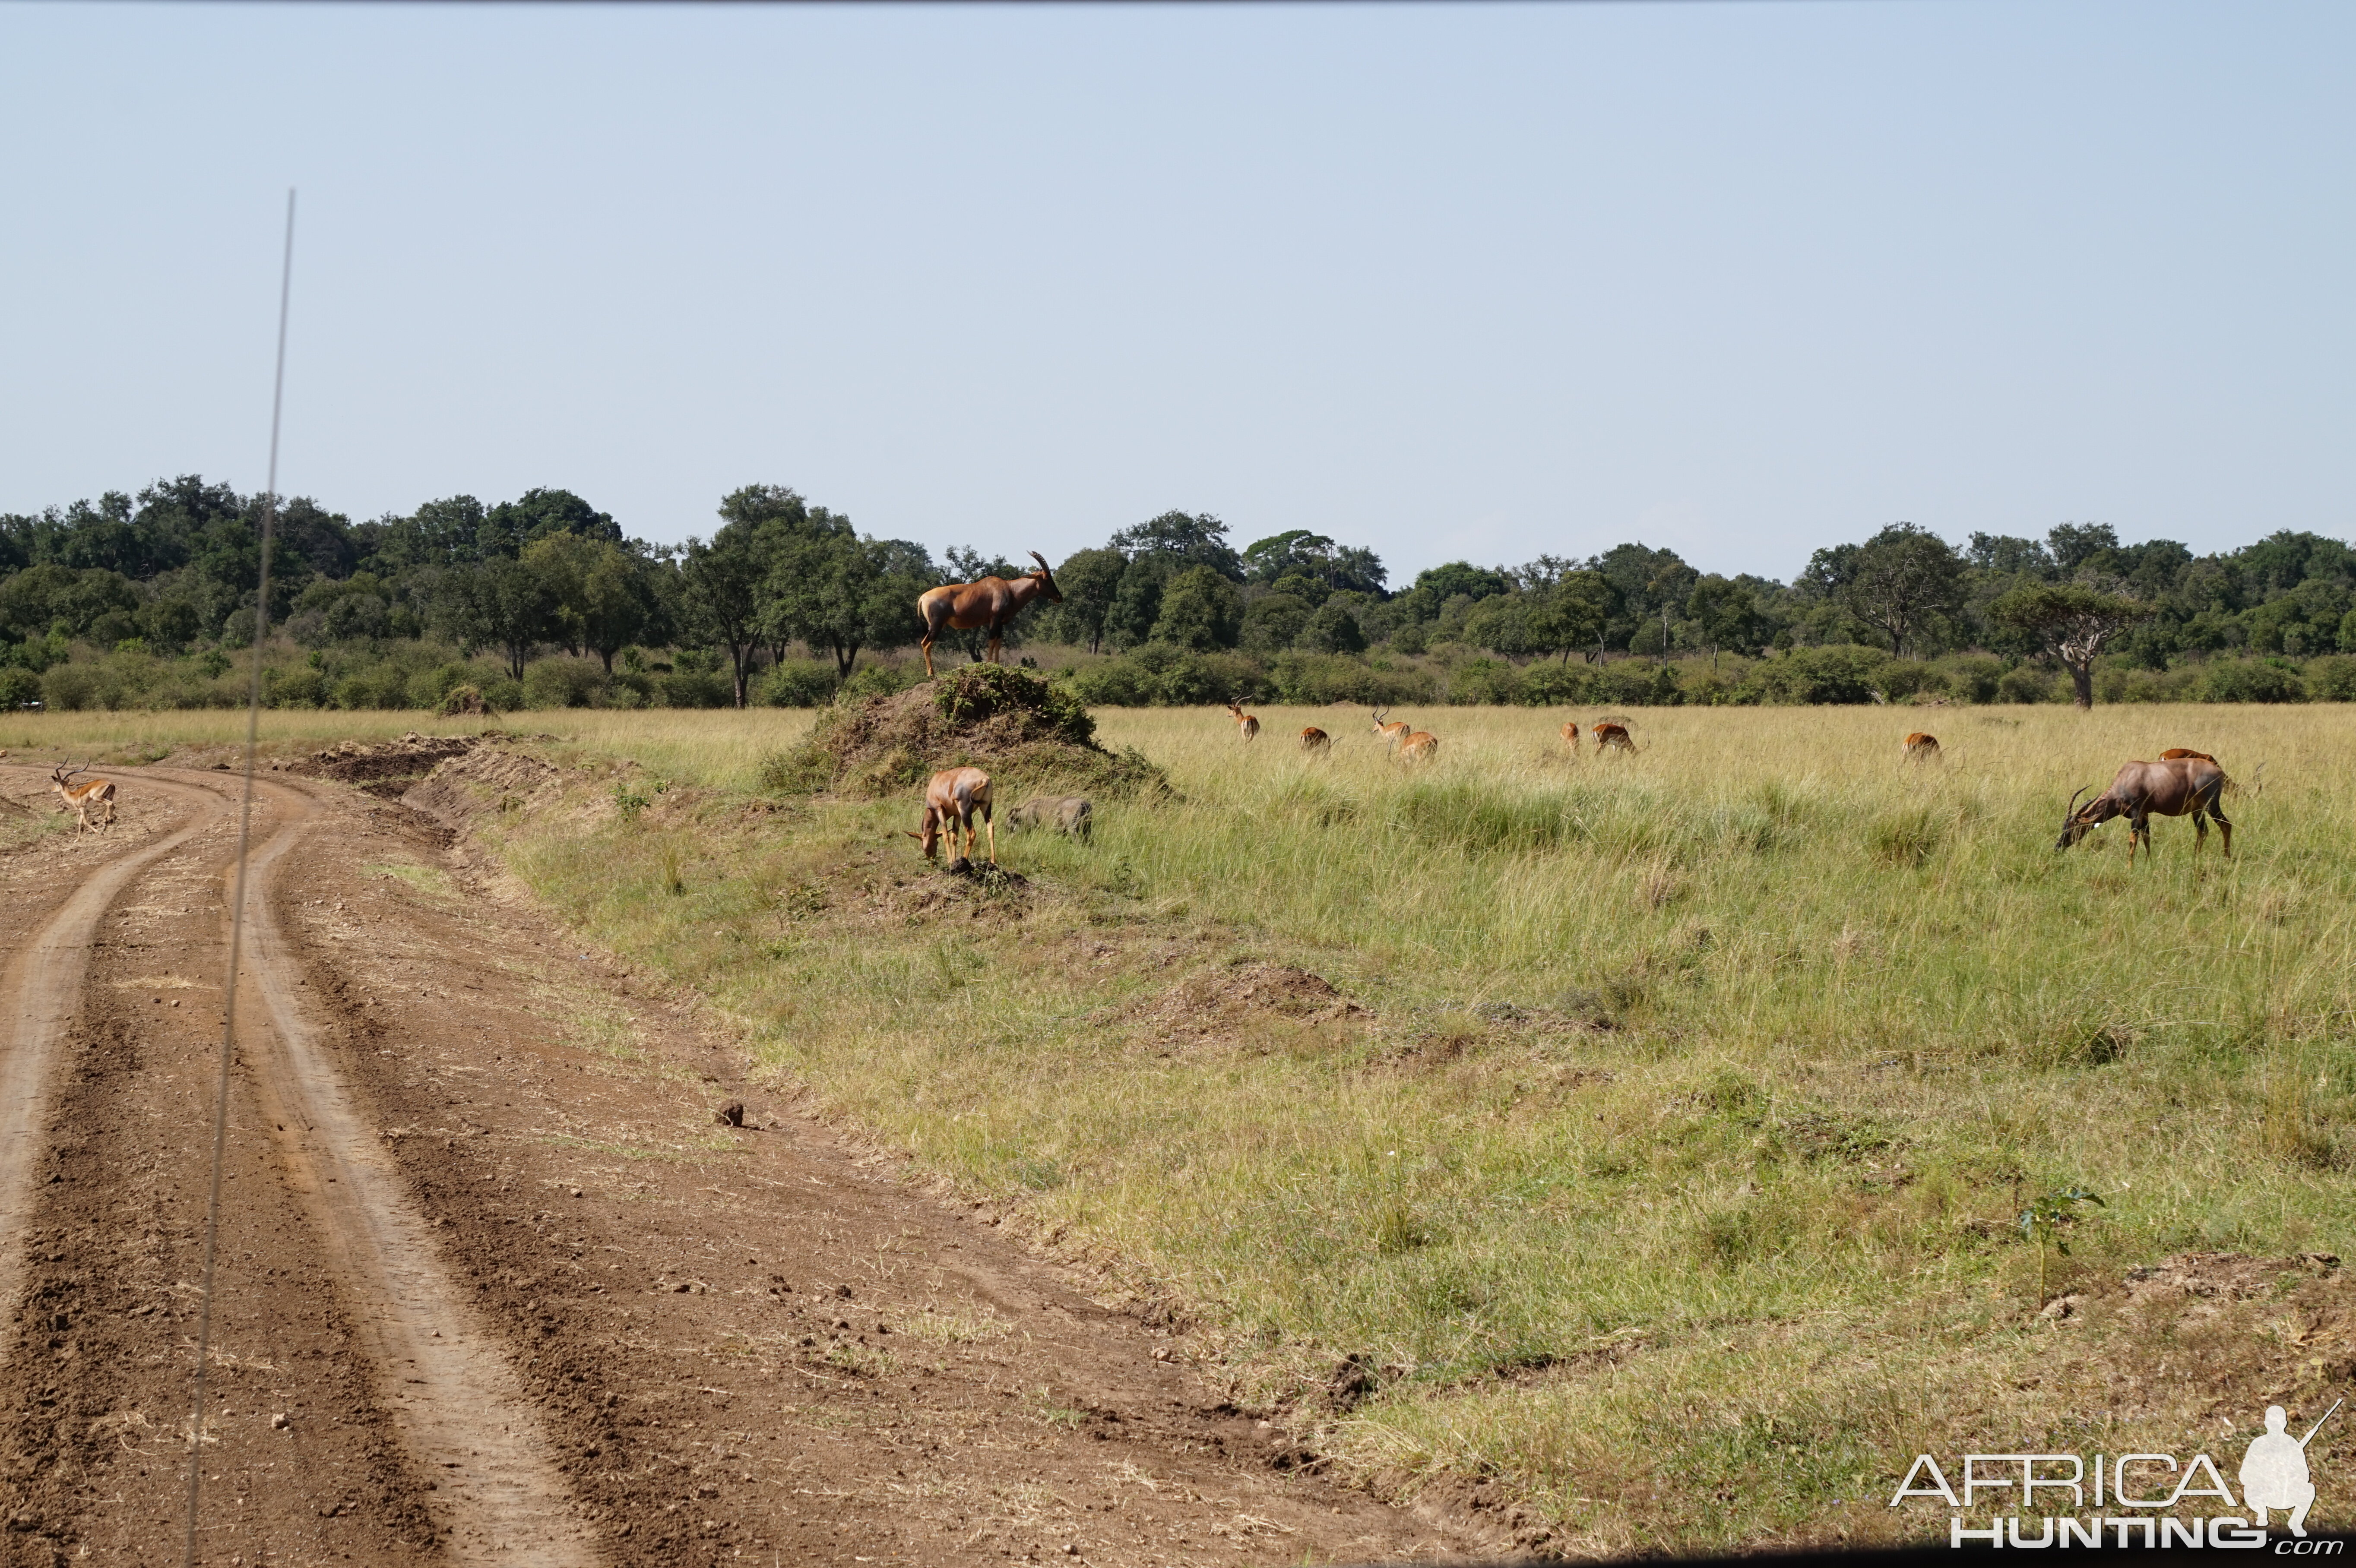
[1891,1399,2344,1548]
[2245,1400,2340,1538]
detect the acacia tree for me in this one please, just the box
[678,522,769,706]
[1989,583,2156,710]
[440,553,557,679]
[765,531,928,677]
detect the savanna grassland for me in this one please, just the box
[11,701,2356,1556]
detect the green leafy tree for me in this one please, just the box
[1045,548,1126,653]
[1806,523,1964,658]
[523,534,657,673]
[1241,592,1313,652]
[1300,600,1367,654]
[766,531,928,677]
[483,487,621,555]
[1988,583,2157,709]
[1149,566,1244,650]
[1686,575,1770,667]
[440,553,559,679]
[677,521,772,707]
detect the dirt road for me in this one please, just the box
[0,761,1481,1567]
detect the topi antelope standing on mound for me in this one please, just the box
[1226,704,1260,742]
[906,767,996,865]
[1903,732,1940,762]
[916,554,1063,679]
[50,762,116,834]
[2056,755,2231,865]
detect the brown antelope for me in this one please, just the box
[50,761,117,834]
[1226,704,1260,742]
[1397,727,1440,763]
[1300,727,1331,753]
[2056,755,2231,865]
[2160,747,2216,763]
[916,553,1064,679]
[905,767,996,864]
[1559,721,1581,751]
[1903,732,1940,762]
[1591,721,1634,754]
[1370,708,1412,751]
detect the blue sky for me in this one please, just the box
[1,2,2349,584]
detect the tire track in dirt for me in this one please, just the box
[0,769,595,1565]
[0,772,225,1363]
[219,771,598,1565]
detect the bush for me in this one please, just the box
[1939,655,2004,704]
[1516,663,1596,706]
[2201,658,2306,704]
[2305,655,2356,702]
[757,661,841,707]
[41,663,100,711]
[0,666,41,708]
[483,676,526,712]
[1067,645,1274,706]
[1448,658,1522,705]
[1264,652,1434,707]
[521,658,605,709]
[335,664,413,710]
[1735,646,1887,705]
[268,667,330,709]
[836,662,919,702]
[654,667,732,708]
[1996,665,2056,704]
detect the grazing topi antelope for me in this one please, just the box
[1559,721,1581,751]
[1299,727,1331,753]
[1226,704,1260,742]
[2159,747,2216,763]
[916,553,1064,679]
[50,761,116,834]
[1903,732,1940,762]
[1591,721,1634,754]
[2056,754,2231,865]
[905,767,996,865]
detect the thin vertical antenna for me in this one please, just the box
[182,186,294,1568]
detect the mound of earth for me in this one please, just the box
[766,664,1168,800]
[287,733,482,795]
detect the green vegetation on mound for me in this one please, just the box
[760,663,1168,799]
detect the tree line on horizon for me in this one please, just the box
[4,474,2354,709]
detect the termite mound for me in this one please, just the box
[762,663,1171,802]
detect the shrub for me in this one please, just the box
[335,664,413,710]
[1265,652,1434,706]
[1448,658,1522,705]
[654,667,732,708]
[483,675,526,712]
[2305,655,2356,702]
[0,666,41,708]
[1736,646,1887,705]
[1516,662,1596,706]
[268,667,330,709]
[2202,659,2306,703]
[1996,665,2055,704]
[836,662,919,702]
[1939,655,2004,704]
[757,661,841,707]
[521,658,605,709]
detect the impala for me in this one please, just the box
[2057,755,2231,864]
[905,767,997,865]
[50,762,116,834]
[916,553,1063,679]
[1397,727,1440,762]
[1559,721,1581,751]
[1591,721,1634,754]
[1299,727,1331,752]
[1370,709,1412,751]
[1226,704,1261,742]
[1903,732,1940,761]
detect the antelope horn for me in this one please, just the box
[1029,550,1051,573]
[2063,785,2093,825]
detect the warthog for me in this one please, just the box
[1006,795,1092,841]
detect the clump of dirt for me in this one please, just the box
[288,733,479,790]
[1135,963,1369,1045]
[763,664,1169,800]
[2123,1250,2338,1305]
[403,745,562,824]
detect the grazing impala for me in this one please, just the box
[1903,732,1941,762]
[916,553,1064,679]
[1299,727,1331,752]
[905,767,996,865]
[1559,721,1581,751]
[1370,709,1412,751]
[1226,704,1261,742]
[1397,727,1440,763]
[1591,721,1634,754]
[50,761,116,834]
[2057,755,2231,865]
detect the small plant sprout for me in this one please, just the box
[2018,1186,2104,1312]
